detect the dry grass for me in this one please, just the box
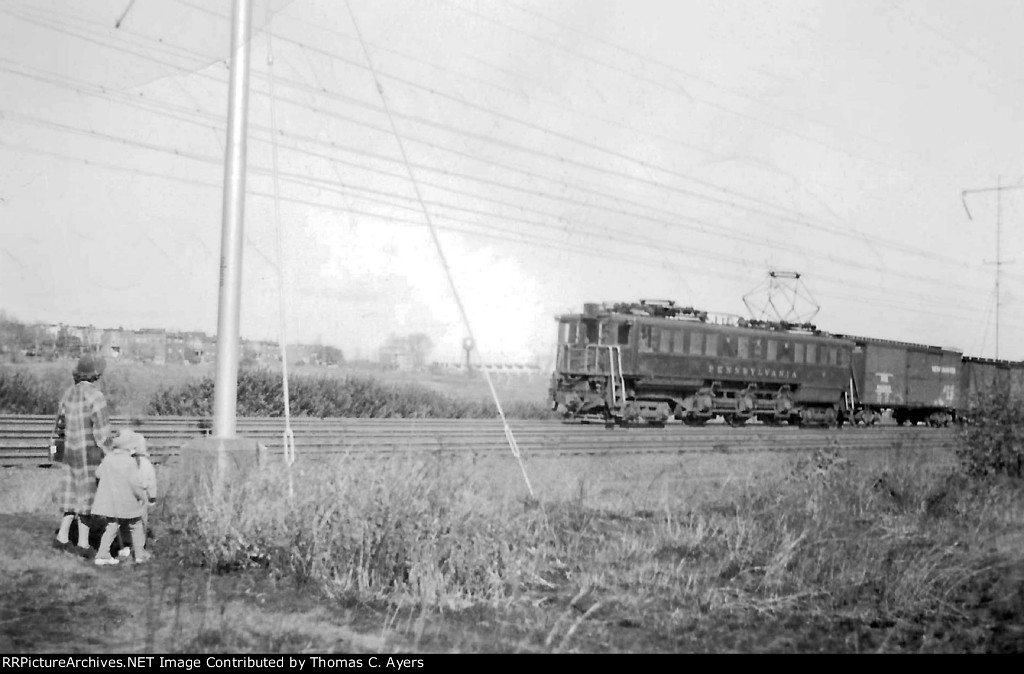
[3,441,1023,653]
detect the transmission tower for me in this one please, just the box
[743,271,820,324]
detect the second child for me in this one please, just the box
[91,429,150,566]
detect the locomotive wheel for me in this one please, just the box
[725,414,748,428]
[682,415,707,427]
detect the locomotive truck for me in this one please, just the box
[549,299,1022,427]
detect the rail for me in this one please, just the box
[0,414,962,468]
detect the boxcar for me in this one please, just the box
[841,336,961,426]
[960,357,1024,412]
[550,300,854,426]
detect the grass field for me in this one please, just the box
[2,437,1022,654]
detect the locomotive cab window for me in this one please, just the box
[559,321,573,344]
[618,323,631,345]
[806,343,817,364]
[778,341,794,363]
[581,320,598,345]
[767,340,778,361]
[794,342,805,363]
[600,322,616,345]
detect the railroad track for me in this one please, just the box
[0,414,962,468]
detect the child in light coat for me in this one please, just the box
[91,429,150,566]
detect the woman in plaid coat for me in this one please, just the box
[52,354,113,558]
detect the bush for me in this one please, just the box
[147,369,553,419]
[0,366,60,414]
[957,385,1024,479]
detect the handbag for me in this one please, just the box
[49,413,66,463]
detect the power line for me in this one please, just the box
[2,3,985,276]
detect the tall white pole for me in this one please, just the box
[996,175,1001,360]
[213,0,253,438]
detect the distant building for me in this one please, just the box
[134,329,167,364]
[3,318,339,368]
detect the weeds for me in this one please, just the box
[958,385,1024,478]
[4,435,1024,652]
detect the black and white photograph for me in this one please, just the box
[1,0,1022,655]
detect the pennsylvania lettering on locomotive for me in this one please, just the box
[708,364,798,379]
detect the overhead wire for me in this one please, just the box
[343,0,534,498]
[264,0,297,489]
[2,3,983,276]
[441,0,955,181]
[3,102,1010,323]
[7,132,1024,341]
[4,3,1019,352]
[0,61,993,303]
[133,1,983,270]
[0,47,1011,319]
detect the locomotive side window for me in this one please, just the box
[617,323,631,345]
[737,336,749,359]
[752,338,764,359]
[583,320,599,344]
[599,322,615,345]
[767,339,778,361]
[659,328,672,353]
[778,341,794,363]
[806,343,817,364]
[794,342,805,363]
[705,334,718,356]
[639,325,654,352]
[672,329,686,354]
[828,347,838,366]
[688,331,703,355]
[720,335,736,358]
[839,348,850,366]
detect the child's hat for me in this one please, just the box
[113,429,147,455]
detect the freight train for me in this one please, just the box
[548,300,1024,427]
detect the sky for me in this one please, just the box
[2,0,1024,365]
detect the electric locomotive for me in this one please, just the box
[549,300,854,427]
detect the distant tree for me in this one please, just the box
[55,327,82,358]
[0,312,37,355]
[318,345,344,365]
[381,333,434,369]
[406,333,433,369]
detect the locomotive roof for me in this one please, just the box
[562,300,853,342]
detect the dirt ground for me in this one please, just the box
[0,513,406,654]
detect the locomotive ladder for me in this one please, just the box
[589,345,626,408]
